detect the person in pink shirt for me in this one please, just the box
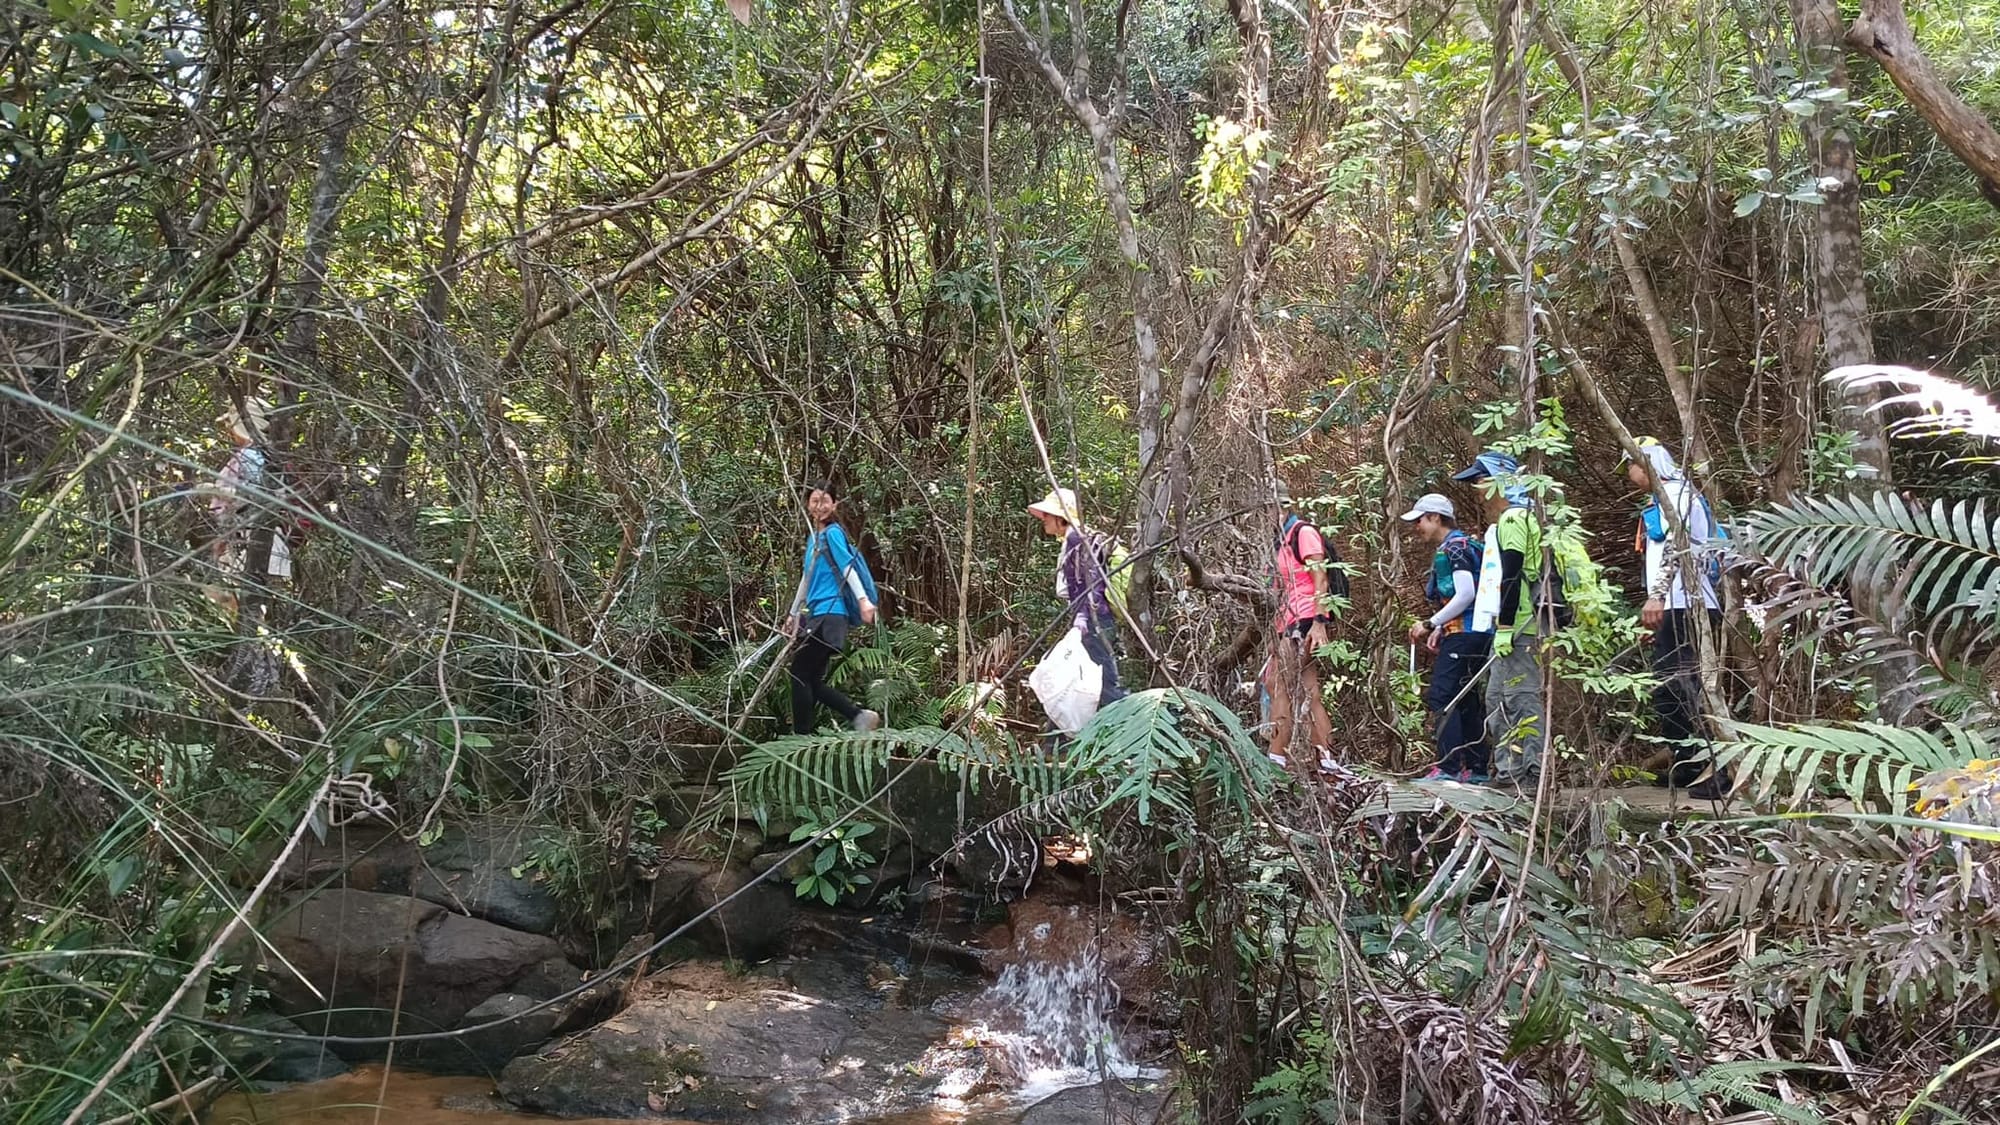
[1268,484,1334,768]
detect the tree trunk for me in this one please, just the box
[997,0,1165,655]
[1847,0,2000,209]
[1791,0,1920,724]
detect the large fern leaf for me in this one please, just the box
[1063,688,1280,825]
[1739,493,2000,631]
[1711,721,1988,811]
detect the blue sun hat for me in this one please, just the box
[1452,450,1532,507]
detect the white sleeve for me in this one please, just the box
[844,567,870,603]
[1430,570,1477,628]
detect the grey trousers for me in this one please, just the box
[1486,632,1544,780]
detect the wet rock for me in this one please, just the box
[451,992,562,1074]
[281,823,562,935]
[1019,1076,1177,1124]
[259,888,578,1069]
[216,1011,351,1085]
[498,963,984,1122]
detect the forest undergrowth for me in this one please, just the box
[4,0,2000,1121]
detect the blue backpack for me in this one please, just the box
[814,529,880,626]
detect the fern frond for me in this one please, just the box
[1738,493,2000,632]
[1606,1058,1830,1122]
[698,726,987,832]
[1828,364,2000,443]
[1711,721,1987,811]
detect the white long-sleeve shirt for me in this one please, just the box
[1644,479,1719,611]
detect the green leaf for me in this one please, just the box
[1733,193,1764,217]
[105,856,140,897]
[813,847,836,875]
[818,880,838,905]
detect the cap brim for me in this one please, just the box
[1451,465,1485,482]
[1398,508,1425,521]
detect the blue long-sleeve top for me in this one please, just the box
[793,524,869,619]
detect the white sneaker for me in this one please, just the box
[853,710,882,732]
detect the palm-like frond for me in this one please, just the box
[1063,688,1280,825]
[1738,493,2000,630]
[1828,364,2000,443]
[1710,722,1988,811]
[1738,563,1991,721]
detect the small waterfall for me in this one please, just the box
[962,921,1161,1102]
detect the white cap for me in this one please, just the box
[1025,487,1080,525]
[1399,493,1455,522]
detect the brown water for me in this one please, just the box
[202,1066,684,1125]
[202,1065,990,1125]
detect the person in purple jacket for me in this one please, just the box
[1026,487,1127,708]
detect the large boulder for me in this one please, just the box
[259,888,578,1070]
[281,822,562,935]
[650,866,793,960]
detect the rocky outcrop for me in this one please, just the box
[281,824,562,935]
[258,888,581,1071]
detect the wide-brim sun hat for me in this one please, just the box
[216,396,272,442]
[1025,487,1080,525]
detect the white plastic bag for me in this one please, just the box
[1028,626,1102,735]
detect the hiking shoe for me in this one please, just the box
[1267,753,1290,768]
[1421,766,1450,781]
[1461,771,1490,785]
[853,710,882,732]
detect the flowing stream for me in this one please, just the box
[206,934,1165,1125]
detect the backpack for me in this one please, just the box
[1086,531,1133,620]
[1281,516,1352,603]
[814,529,881,627]
[1640,493,1726,589]
[1533,537,1600,630]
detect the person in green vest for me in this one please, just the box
[1454,450,1545,787]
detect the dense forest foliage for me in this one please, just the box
[4,0,2000,1120]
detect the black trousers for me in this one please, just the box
[791,615,861,734]
[1653,608,1721,783]
[1426,629,1492,776]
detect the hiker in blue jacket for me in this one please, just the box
[784,482,881,734]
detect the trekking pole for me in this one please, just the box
[731,630,798,733]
